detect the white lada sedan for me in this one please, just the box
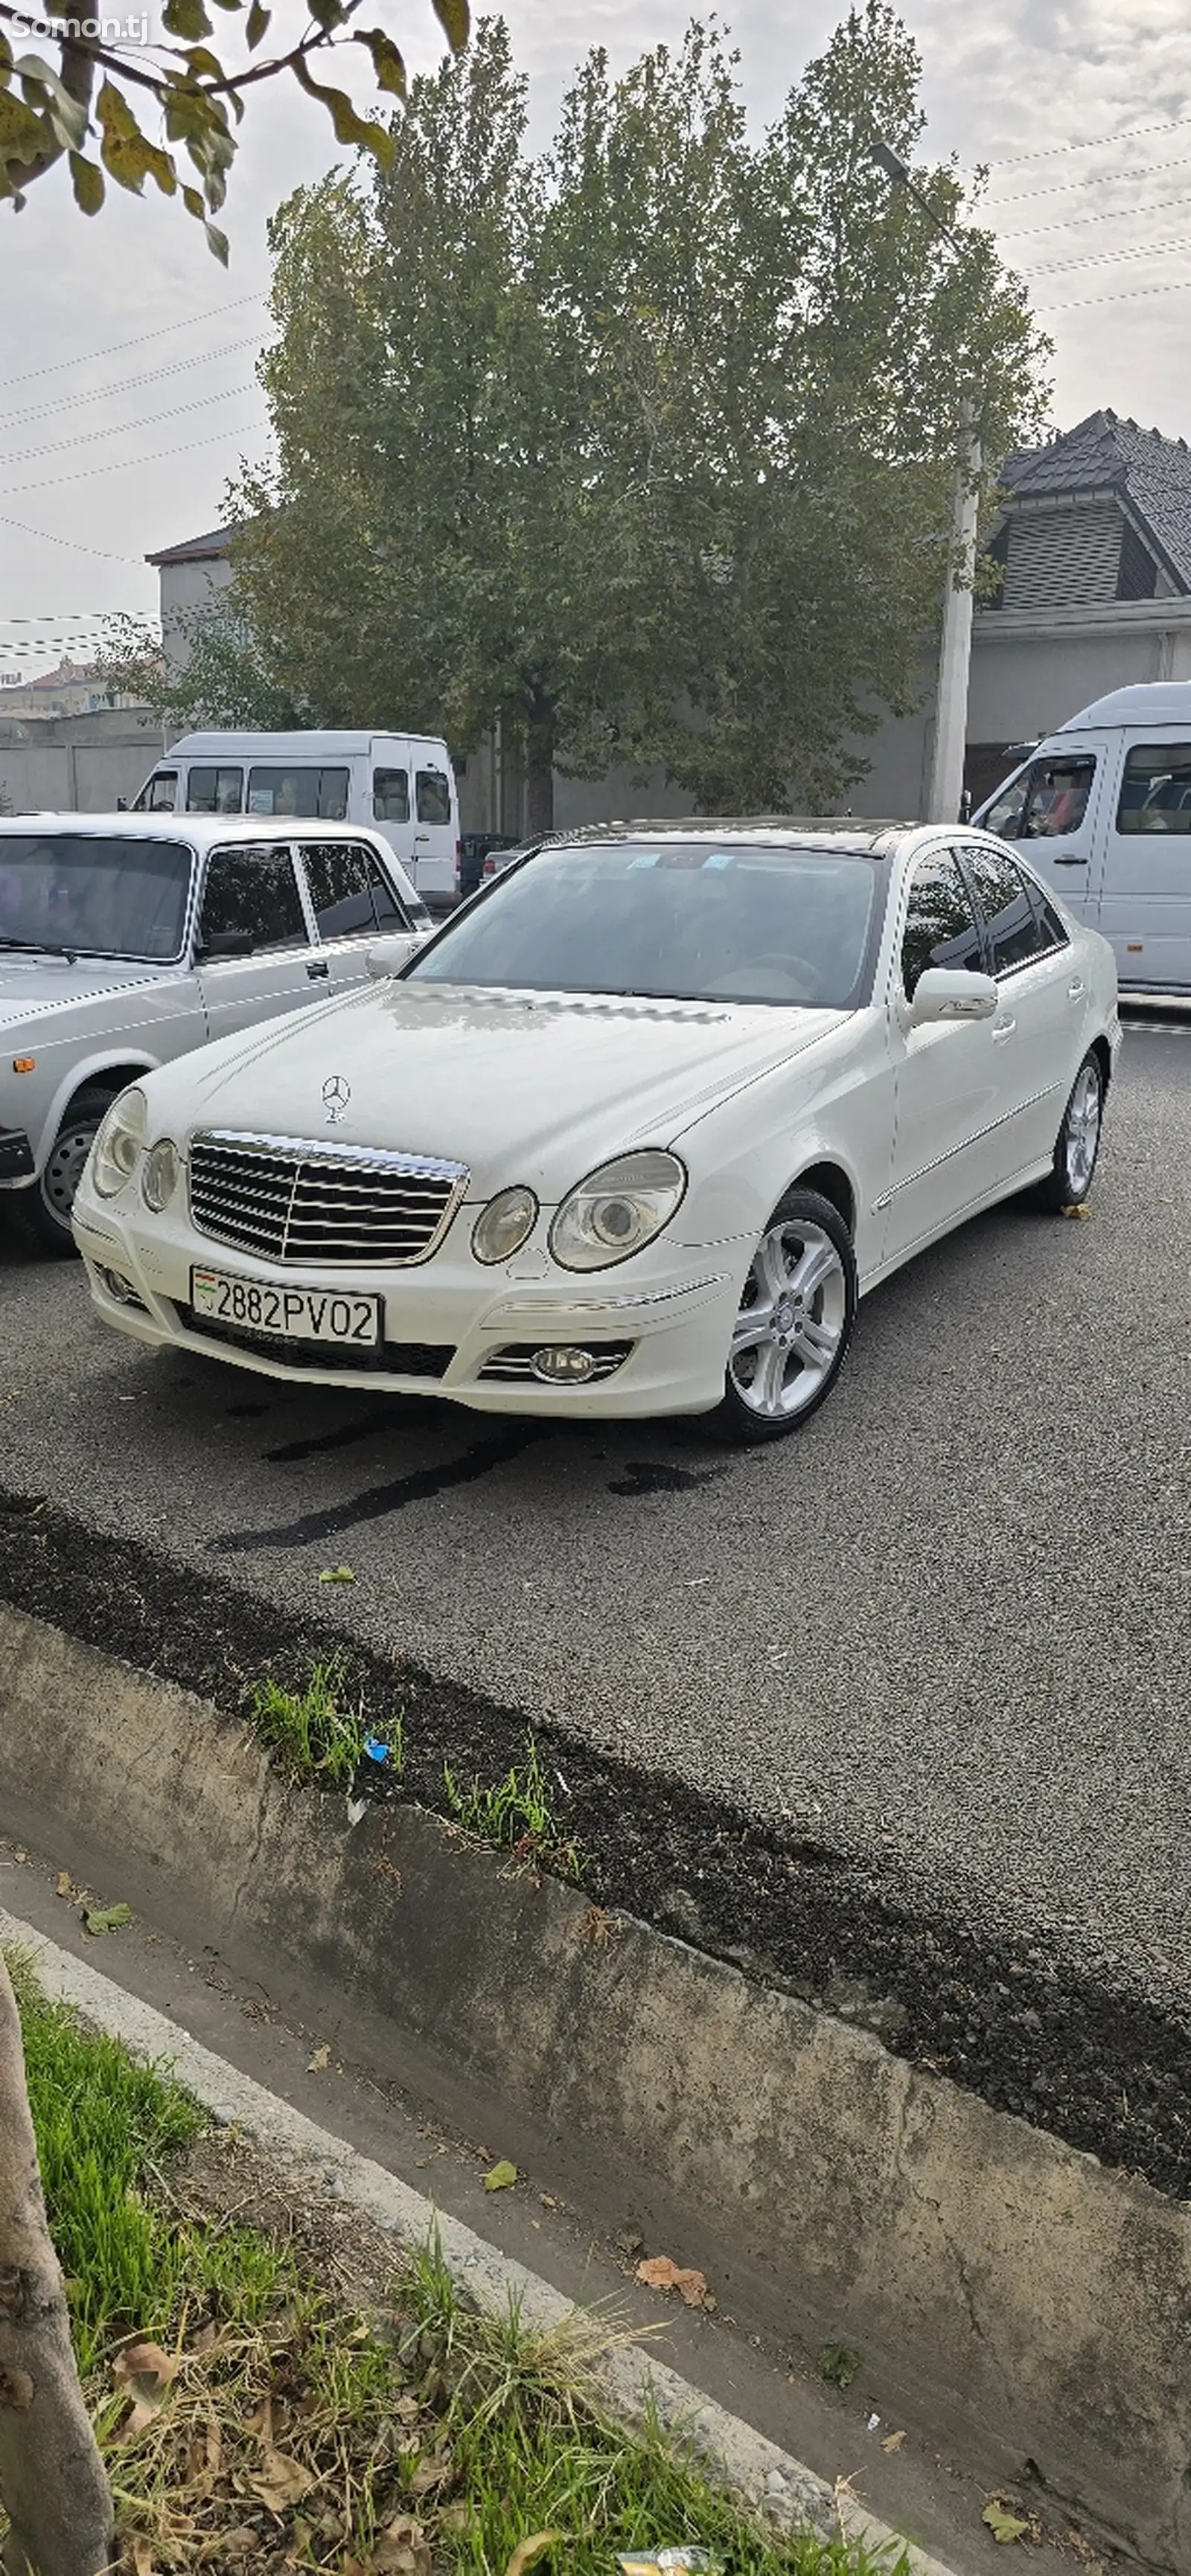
[73,822,1120,1441]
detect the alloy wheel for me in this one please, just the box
[728,1219,847,1420]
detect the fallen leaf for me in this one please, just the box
[504,2537,562,2576]
[249,2448,316,2513]
[55,1870,72,1898]
[318,1565,357,1583]
[307,2044,331,2072]
[131,2540,156,2576]
[371,2516,432,2576]
[484,2159,517,2192]
[881,2428,907,2454]
[635,2255,710,2307]
[244,2394,273,2441]
[409,2451,451,2495]
[817,2340,862,2389]
[1061,1202,1091,1219]
[83,1902,133,1935]
[112,2339,178,2435]
[983,2502,1029,2545]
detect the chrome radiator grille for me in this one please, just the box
[188,1132,468,1267]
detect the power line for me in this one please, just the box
[985,152,1191,210]
[980,110,1191,172]
[1022,231,1191,282]
[0,384,257,471]
[1034,275,1191,315]
[5,420,263,498]
[0,338,262,432]
[0,516,144,563]
[996,190,1191,243]
[1,295,267,391]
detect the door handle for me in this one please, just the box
[1053,856,1087,866]
[415,832,430,843]
[306,958,330,979]
[1067,978,1085,1001]
[992,1014,1015,1043]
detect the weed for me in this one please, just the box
[246,1653,406,1789]
[442,1731,583,1876]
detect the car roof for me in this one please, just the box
[537,816,921,857]
[0,813,389,848]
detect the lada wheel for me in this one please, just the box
[26,1086,112,1256]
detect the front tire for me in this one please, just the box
[1032,1050,1104,1211]
[23,1086,112,1256]
[704,1186,857,1444]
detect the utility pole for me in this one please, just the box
[929,398,980,824]
[869,141,980,826]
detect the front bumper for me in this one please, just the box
[0,1128,35,1185]
[72,1179,747,1418]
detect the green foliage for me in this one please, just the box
[96,602,313,732]
[225,6,1048,817]
[0,0,468,247]
[441,1731,581,1874]
[246,1651,398,1786]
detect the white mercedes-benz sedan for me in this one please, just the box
[73,821,1120,1441]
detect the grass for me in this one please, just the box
[9,1958,900,2576]
[246,1653,405,1790]
[442,1731,583,1877]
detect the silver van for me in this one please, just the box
[133,728,460,907]
[974,682,1191,995]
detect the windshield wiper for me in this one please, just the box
[0,936,80,961]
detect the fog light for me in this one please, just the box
[531,1345,596,1383]
[96,1264,135,1304]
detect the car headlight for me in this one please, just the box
[92,1088,147,1199]
[141,1136,180,1213]
[549,1151,686,1271]
[472,1185,539,1263]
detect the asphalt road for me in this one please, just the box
[1,1019,1190,2020]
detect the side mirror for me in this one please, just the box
[367,934,418,979]
[197,928,255,961]
[910,967,998,1025]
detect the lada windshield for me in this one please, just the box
[408,839,878,1008]
[0,833,193,962]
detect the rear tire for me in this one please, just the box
[703,1186,856,1444]
[23,1086,112,1256]
[1032,1051,1104,1211]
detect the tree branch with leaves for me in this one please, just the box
[0,0,467,259]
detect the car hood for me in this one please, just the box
[0,955,173,1028]
[152,979,846,1199]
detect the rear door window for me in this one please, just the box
[415,768,452,824]
[246,766,350,821]
[199,845,309,952]
[301,841,410,940]
[185,765,243,816]
[900,850,984,996]
[961,845,1047,973]
[1117,742,1191,833]
[373,768,409,823]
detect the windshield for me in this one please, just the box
[0,833,193,961]
[409,839,878,1008]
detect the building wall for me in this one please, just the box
[0,711,165,815]
[159,555,235,663]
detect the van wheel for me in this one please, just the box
[1032,1051,1104,1211]
[24,1086,112,1256]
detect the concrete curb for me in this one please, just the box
[0,1906,954,2576]
[0,1600,1184,2567]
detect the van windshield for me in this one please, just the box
[0,833,192,961]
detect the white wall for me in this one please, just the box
[0,713,165,815]
[159,555,234,664]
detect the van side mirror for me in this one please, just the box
[910,967,998,1025]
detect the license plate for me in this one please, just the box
[191,1266,381,1348]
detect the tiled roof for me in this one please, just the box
[145,525,234,566]
[1000,411,1191,593]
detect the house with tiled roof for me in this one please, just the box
[860,409,1191,816]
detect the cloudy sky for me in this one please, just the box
[1,0,1189,678]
